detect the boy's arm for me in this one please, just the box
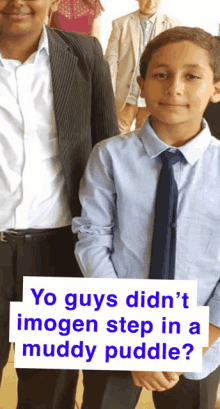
[175,322,220,376]
[105,20,120,94]
[132,324,220,390]
[72,144,118,278]
[203,323,220,355]
[91,37,119,147]
[91,15,101,40]
[133,279,220,387]
[172,278,220,378]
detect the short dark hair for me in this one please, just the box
[140,26,220,82]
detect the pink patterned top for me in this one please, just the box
[50,0,104,35]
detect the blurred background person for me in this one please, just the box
[204,101,220,140]
[105,0,182,134]
[204,36,220,140]
[49,0,104,39]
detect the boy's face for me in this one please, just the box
[0,0,59,38]
[138,0,161,16]
[138,41,220,131]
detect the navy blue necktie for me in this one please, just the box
[149,149,183,280]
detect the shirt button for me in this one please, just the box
[171,222,176,228]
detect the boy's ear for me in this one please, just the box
[137,76,145,98]
[210,81,220,104]
[49,0,61,14]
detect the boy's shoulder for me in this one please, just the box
[161,13,182,27]
[112,10,182,28]
[209,134,220,148]
[46,26,94,44]
[92,130,145,165]
[93,122,220,163]
[207,135,220,166]
[112,10,139,25]
[46,27,102,60]
[88,130,144,171]
[96,129,141,151]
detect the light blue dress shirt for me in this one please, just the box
[72,119,220,380]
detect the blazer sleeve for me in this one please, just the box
[105,20,120,94]
[91,36,119,146]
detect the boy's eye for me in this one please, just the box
[152,73,201,80]
[186,74,200,80]
[153,73,168,79]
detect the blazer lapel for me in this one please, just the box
[46,27,78,136]
[129,11,140,65]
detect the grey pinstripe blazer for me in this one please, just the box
[46,27,119,217]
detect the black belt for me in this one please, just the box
[0,227,70,245]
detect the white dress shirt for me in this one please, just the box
[0,26,72,231]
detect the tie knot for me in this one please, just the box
[160,149,183,167]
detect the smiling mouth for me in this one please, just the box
[159,103,186,107]
[2,12,32,21]
[2,10,32,16]
[3,13,31,15]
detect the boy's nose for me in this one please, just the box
[10,0,26,7]
[166,77,183,96]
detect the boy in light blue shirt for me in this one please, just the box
[73,27,220,409]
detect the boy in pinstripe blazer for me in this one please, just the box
[0,0,119,407]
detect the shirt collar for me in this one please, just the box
[28,24,49,63]
[0,24,49,66]
[37,24,49,56]
[138,118,213,166]
[139,11,158,25]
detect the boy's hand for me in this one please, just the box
[131,371,180,392]
[164,371,184,378]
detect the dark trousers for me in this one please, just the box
[82,370,113,409]
[0,226,81,409]
[153,365,220,409]
[99,366,220,409]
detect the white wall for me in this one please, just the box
[100,0,220,53]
